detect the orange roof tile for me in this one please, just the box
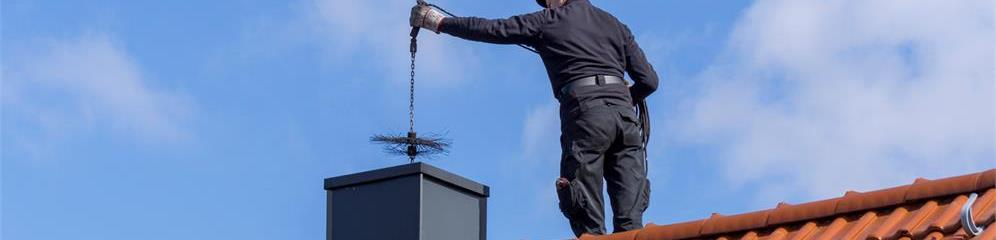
[581,169,996,240]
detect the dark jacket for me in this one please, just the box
[439,0,659,103]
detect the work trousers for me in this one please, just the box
[556,97,650,237]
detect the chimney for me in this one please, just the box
[324,162,489,240]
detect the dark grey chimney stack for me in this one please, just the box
[324,162,489,240]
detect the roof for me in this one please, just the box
[582,169,996,240]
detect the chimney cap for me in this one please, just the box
[324,162,490,197]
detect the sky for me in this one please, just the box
[1,0,993,239]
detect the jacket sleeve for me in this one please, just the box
[438,11,548,45]
[622,26,659,101]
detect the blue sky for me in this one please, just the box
[2,0,993,239]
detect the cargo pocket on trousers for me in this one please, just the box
[618,110,640,126]
[557,179,588,219]
[618,111,644,145]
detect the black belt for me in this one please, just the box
[559,75,627,96]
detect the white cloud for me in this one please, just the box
[3,33,192,145]
[305,0,480,88]
[517,102,561,200]
[522,102,560,159]
[676,0,994,204]
[478,102,566,237]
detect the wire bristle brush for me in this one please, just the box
[371,132,450,162]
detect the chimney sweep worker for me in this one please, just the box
[411,0,658,236]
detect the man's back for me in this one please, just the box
[438,0,658,101]
[533,1,630,91]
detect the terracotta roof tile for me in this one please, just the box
[978,170,995,189]
[765,227,789,240]
[906,173,981,201]
[579,168,996,240]
[768,198,838,225]
[702,210,771,235]
[972,224,995,240]
[634,220,704,240]
[835,185,908,213]
[837,211,876,239]
[867,207,909,240]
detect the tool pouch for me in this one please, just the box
[556,178,588,219]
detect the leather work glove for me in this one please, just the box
[410,4,446,33]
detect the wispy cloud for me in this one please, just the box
[3,33,193,149]
[522,102,560,159]
[517,101,561,205]
[676,0,994,204]
[511,101,572,238]
[304,0,480,88]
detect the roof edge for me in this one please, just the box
[582,168,995,240]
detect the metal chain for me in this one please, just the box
[409,37,417,133]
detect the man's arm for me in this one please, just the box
[438,11,548,45]
[623,26,659,102]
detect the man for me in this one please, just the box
[411,0,658,236]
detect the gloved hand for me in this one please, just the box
[410,5,446,33]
